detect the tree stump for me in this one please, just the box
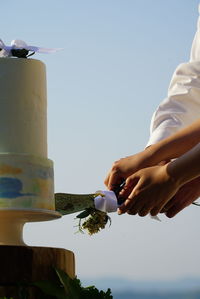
[0,245,75,298]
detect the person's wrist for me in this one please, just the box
[166,160,188,187]
[143,143,160,166]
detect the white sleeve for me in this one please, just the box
[147,4,200,146]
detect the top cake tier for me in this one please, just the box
[0,58,47,158]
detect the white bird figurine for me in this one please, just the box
[0,39,62,58]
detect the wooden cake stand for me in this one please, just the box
[0,209,75,298]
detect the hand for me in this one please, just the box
[160,176,200,217]
[104,149,156,191]
[118,164,180,216]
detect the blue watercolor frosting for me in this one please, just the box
[0,177,34,198]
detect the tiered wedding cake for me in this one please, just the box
[0,58,54,211]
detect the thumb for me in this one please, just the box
[107,172,124,191]
[119,174,139,199]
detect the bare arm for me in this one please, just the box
[105,119,200,190]
[150,118,200,161]
[168,142,200,186]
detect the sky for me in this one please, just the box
[1,0,200,286]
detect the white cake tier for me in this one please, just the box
[0,58,47,157]
[0,154,55,210]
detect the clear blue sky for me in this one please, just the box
[1,0,200,285]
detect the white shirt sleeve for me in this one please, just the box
[147,4,200,146]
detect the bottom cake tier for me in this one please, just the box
[0,153,54,210]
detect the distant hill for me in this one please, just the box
[82,276,200,296]
[112,290,200,299]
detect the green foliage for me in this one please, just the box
[76,207,111,235]
[0,268,113,299]
[33,267,113,299]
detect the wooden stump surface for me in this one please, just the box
[0,245,75,298]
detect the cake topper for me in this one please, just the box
[0,39,62,58]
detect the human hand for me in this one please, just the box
[118,164,180,216]
[104,149,156,191]
[160,176,200,218]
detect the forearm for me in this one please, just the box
[167,142,200,186]
[105,120,200,190]
[146,119,200,164]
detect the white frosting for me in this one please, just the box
[0,58,47,157]
[0,58,54,211]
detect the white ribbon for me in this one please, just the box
[0,39,62,57]
[94,190,161,221]
[94,190,118,213]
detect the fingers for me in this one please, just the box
[118,198,133,214]
[165,197,192,218]
[119,197,155,216]
[118,176,157,216]
[104,161,124,191]
[129,205,149,216]
[118,176,140,215]
[150,205,165,216]
[119,176,139,198]
[160,199,175,213]
[104,154,139,191]
[118,198,143,215]
[160,178,200,217]
[118,173,155,216]
[165,204,184,218]
[104,174,123,191]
